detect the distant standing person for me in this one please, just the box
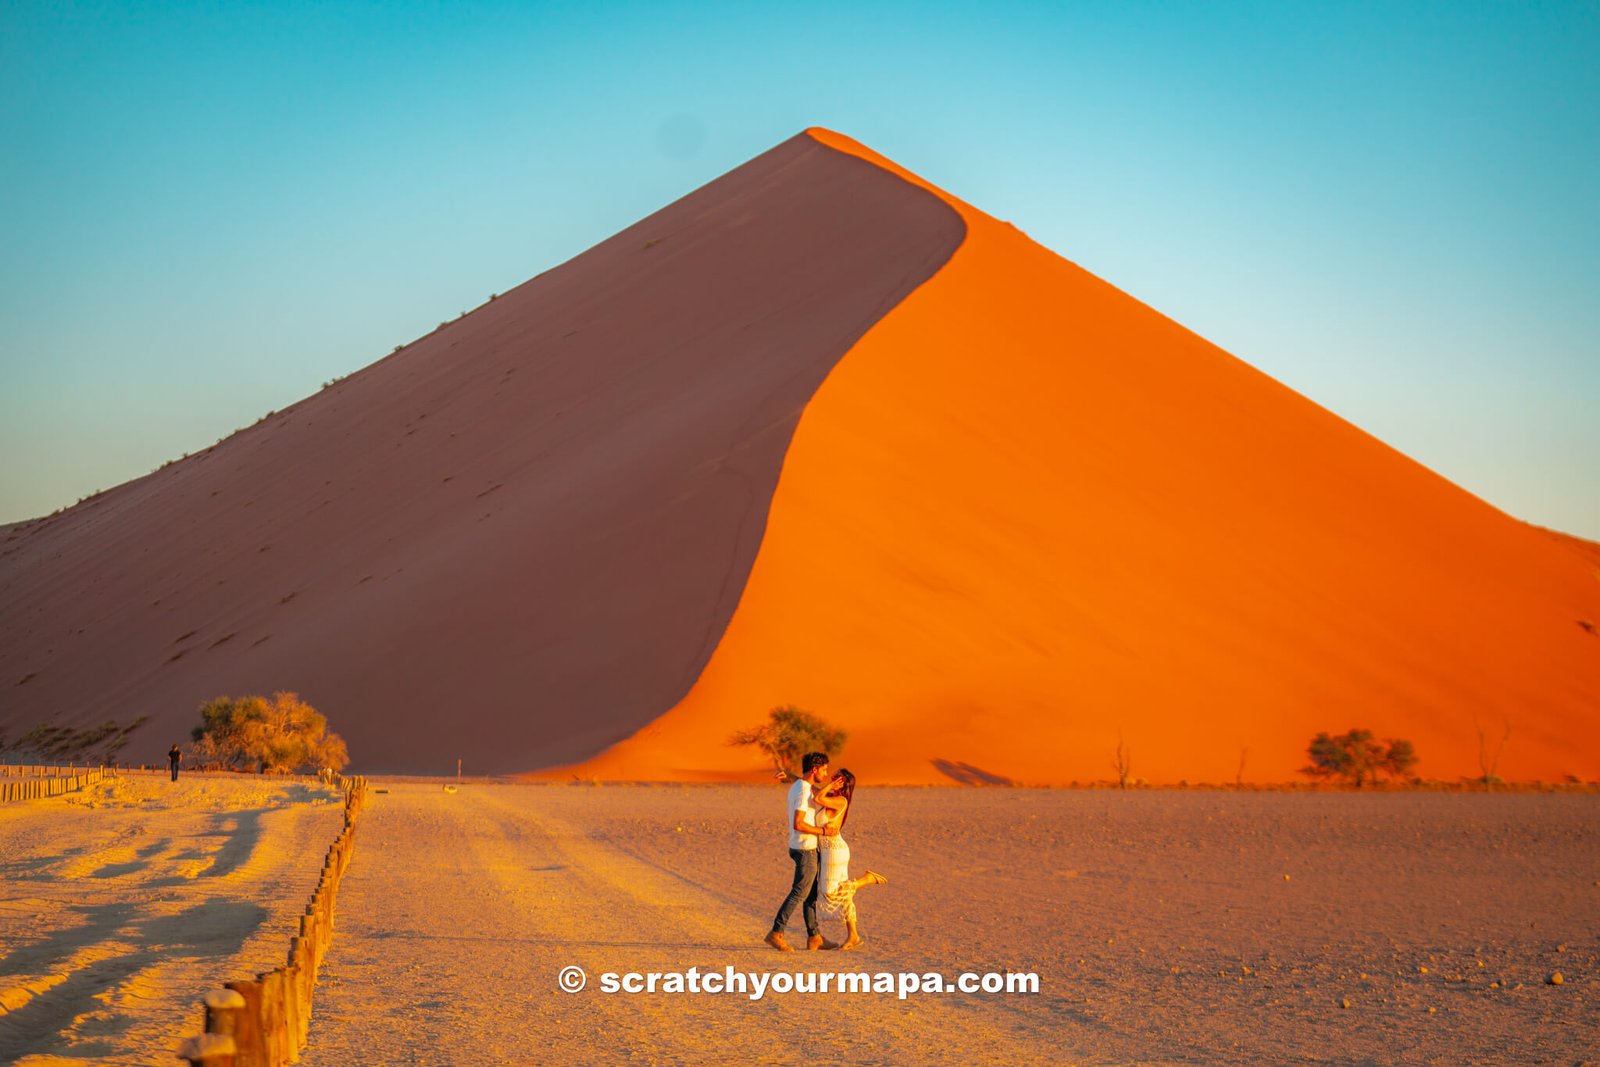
[765,752,841,952]
[168,744,182,782]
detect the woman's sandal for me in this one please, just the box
[862,870,888,886]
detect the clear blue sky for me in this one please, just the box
[3,1,1596,536]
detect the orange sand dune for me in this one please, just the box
[570,128,1600,785]
[4,128,1595,784]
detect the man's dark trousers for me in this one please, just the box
[771,848,820,937]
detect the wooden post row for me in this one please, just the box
[178,776,366,1065]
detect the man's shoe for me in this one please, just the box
[764,930,794,952]
[807,934,841,950]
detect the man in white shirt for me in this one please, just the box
[764,751,840,951]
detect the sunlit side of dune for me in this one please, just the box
[570,128,1600,785]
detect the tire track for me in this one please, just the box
[301,784,1059,1065]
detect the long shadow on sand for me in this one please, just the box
[0,902,139,979]
[1,847,90,880]
[0,897,266,1061]
[144,807,271,886]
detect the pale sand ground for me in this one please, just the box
[0,773,343,1065]
[299,783,1599,1066]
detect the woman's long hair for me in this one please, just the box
[832,768,857,833]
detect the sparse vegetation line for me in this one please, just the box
[12,715,149,763]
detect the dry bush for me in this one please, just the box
[190,691,349,773]
[729,705,846,779]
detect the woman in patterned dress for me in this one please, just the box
[811,768,887,950]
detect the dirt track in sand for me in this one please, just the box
[302,783,1599,1065]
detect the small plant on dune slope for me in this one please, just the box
[729,705,847,780]
[1112,728,1133,789]
[190,691,349,773]
[1474,715,1512,790]
[1301,728,1417,788]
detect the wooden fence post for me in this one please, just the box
[280,960,302,1060]
[204,986,247,1038]
[223,979,265,1067]
[177,1032,237,1066]
[257,969,284,1067]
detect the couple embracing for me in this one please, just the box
[764,752,887,952]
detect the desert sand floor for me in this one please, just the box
[300,784,1598,1066]
[0,772,344,1065]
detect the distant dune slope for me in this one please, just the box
[569,128,1600,784]
[0,132,965,773]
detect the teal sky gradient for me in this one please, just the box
[3,1,1597,535]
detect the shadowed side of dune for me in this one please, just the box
[0,132,965,773]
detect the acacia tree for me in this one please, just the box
[729,705,846,779]
[1301,728,1417,787]
[190,692,349,773]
